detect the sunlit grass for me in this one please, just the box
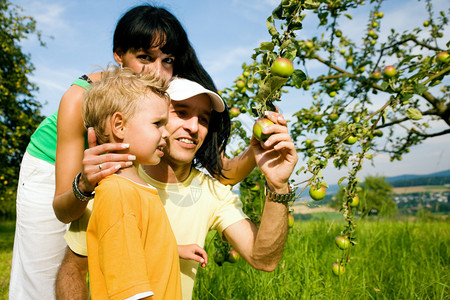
[0,219,448,299]
[194,219,450,299]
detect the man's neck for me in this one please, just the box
[143,161,193,183]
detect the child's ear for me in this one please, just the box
[110,112,126,140]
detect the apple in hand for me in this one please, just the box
[270,57,294,78]
[253,118,274,142]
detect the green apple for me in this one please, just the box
[313,114,322,122]
[383,65,397,77]
[288,213,294,228]
[305,41,314,48]
[309,184,326,201]
[329,91,337,97]
[345,135,358,145]
[250,183,260,192]
[335,236,350,250]
[230,107,241,118]
[214,251,225,266]
[371,71,381,80]
[436,52,450,64]
[349,195,359,207]
[253,118,274,142]
[236,80,245,89]
[332,263,346,276]
[270,57,294,78]
[227,249,240,263]
[329,113,339,122]
[304,139,314,148]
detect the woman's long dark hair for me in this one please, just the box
[113,5,230,179]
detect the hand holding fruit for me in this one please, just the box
[251,111,298,194]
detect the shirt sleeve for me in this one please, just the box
[208,180,249,237]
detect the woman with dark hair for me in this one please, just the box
[10,5,256,299]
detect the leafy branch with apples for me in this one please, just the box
[219,0,449,274]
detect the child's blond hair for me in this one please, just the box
[82,66,169,144]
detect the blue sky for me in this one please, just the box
[12,0,450,185]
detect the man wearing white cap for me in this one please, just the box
[59,77,298,299]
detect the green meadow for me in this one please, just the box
[0,217,448,299]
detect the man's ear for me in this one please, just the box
[110,112,126,140]
[113,49,124,66]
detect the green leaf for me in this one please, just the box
[266,19,278,37]
[272,4,283,20]
[406,108,423,120]
[413,83,427,95]
[304,0,321,9]
[260,42,274,51]
[338,177,347,186]
[280,39,291,50]
[291,69,307,87]
[401,93,413,101]
[344,14,353,20]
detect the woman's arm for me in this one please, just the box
[218,147,256,186]
[53,73,135,223]
[53,84,91,223]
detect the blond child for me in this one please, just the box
[81,66,180,299]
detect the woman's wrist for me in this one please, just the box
[72,172,94,202]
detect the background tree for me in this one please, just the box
[0,0,45,219]
[220,0,449,270]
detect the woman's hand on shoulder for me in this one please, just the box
[78,128,136,193]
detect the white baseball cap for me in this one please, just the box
[167,77,225,112]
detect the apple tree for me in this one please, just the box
[0,1,45,219]
[220,0,449,270]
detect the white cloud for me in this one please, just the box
[15,1,70,36]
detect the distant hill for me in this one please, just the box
[386,169,450,184]
[326,169,450,195]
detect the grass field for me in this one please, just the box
[393,184,450,194]
[0,221,14,300]
[194,217,449,299]
[0,218,448,299]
